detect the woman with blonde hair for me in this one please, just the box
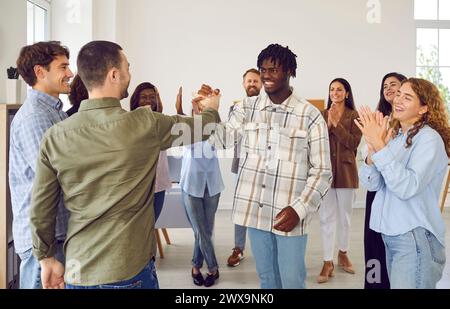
[357,78,450,288]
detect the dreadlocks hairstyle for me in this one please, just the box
[129,82,163,112]
[391,78,450,157]
[257,44,298,78]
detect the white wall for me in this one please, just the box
[51,0,92,72]
[50,0,118,108]
[0,0,27,104]
[51,0,92,109]
[114,0,416,115]
[92,0,116,41]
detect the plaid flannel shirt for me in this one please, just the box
[9,89,69,253]
[212,90,332,236]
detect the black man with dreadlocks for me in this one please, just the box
[198,44,332,289]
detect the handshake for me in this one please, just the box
[192,84,221,114]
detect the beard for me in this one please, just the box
[120,81,130,99]
[246,86,260,97]
[121,89,129,99]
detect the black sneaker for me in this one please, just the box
[204,270,219,287]
[191,269,204,286]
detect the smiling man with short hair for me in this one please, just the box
[10,41,73,289]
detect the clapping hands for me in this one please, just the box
[354,106,393,154]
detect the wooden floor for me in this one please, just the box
[155,208,450,289]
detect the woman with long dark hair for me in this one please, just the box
[364,72,406,289]
[130,82,172,221]
[67,74,88,116]
[317,78,362,283]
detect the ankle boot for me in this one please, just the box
[338,251,355,274]
[317,261,334,283]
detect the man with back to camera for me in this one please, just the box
[29,40,221,289]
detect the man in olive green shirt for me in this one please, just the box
[29,41,221,289]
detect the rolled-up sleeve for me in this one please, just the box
[30,137,61,261]
[359,160,385,192]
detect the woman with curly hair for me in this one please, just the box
[356,78,450,289]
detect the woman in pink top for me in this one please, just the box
[130,82,172,221]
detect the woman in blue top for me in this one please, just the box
[178,102,224,288]
[356,78,450,289]
[364,72,406,289]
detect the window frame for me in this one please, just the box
[27,0,51,43]
[415,0,450,98]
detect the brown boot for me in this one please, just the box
[338,250,355,274]
[317,261,334,283]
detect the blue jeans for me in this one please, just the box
[154,191,166,222]
[66,259,159,289]
[18,240,65,289]
[382,227,446,289]
[248,227,308,289]
[182,187,220,273]
[232,173,247,250]
[235,224,247,250]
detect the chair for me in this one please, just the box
[154,228,171,259]
[439,164,450,213]
[154,154,190,258]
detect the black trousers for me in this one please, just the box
[364,191,390,289]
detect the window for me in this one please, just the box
[415,0,450,110]
[27,0,51,44]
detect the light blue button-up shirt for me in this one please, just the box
[180,141,225,198]
[359,125,447,246]
[9,89,69,254]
